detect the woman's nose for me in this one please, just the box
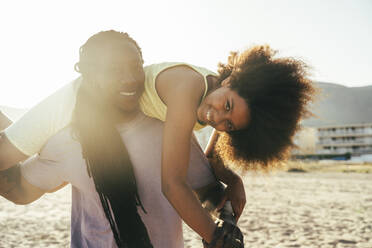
[120,73,136,84]
[119,74,139,88]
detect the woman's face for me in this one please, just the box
[89,42,145,113]
[197,77,250,132]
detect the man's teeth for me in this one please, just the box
[119,91,136,96]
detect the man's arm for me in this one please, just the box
[0,111,68,204]
[0,163,68,204]
[0,164,46,204]
[0,111,28,171]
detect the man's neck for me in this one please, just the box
[112,108,140,124]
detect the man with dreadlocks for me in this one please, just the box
[0,31,246,247]
[2,25,316,246]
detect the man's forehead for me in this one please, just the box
[99,49,140,65]
[92,40,139,56]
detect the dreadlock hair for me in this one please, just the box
[71,30,152,248]
[214,45,316,171]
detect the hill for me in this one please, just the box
[303,82,372,127]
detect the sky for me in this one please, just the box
[0,0,371,108]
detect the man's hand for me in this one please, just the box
[217,177,246,221]
[0,163,48,204]
[0,164,20,198]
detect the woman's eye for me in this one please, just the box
[225,101,230,111]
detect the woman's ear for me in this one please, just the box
[221,77,231,87]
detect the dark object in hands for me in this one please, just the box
[202,219,244,248]
[202,202,244,248]
[196,182,244,248]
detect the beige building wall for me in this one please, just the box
[293,127,318,155]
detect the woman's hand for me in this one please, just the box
[217,176,246,221]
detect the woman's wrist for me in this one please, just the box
[202,219,245,248]
[203,221,223,246]
[225,169,241,186]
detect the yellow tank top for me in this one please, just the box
[139,62,217,131]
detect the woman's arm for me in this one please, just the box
[205,129,246,220]
[209,153,246,220]
[157,67,216,242]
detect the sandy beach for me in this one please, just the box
[1,169,371,248]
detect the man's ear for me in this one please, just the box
[74,63,81,73]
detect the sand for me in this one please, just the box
[1,171,371,248]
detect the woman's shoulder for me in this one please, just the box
[145,62,215,79]
[157,66,205,109]
[156,64,204,91]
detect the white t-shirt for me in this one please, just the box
[21,113,215,248]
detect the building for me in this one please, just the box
[292,127,318,155]
[316,123,372,156]
[292,123,372,160]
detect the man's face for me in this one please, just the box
[88,42,145,113]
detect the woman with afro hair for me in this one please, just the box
[210,45,315,170]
